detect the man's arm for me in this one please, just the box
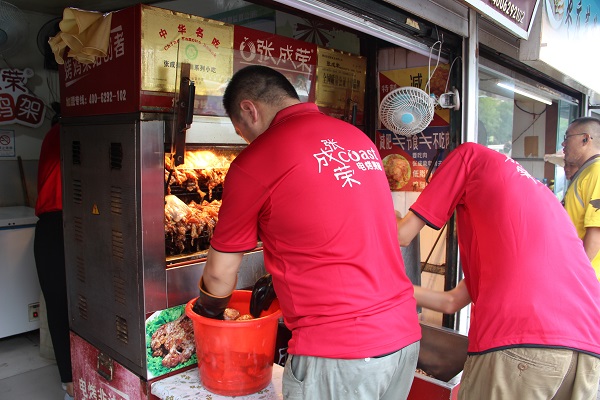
[201,246,244,296]
[583,226,600,263]
[413,280,471,314]
[397,210,427,247]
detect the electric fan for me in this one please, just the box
[0,1,28,59]
[379,87,436,137]
[379,86,461,137]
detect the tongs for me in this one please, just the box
[250,274,277,318]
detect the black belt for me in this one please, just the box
[373,349,401,358]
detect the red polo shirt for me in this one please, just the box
[411,143,600,356]
[211,103,421,358]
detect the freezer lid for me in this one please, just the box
[0,206,38,227]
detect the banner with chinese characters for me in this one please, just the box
[377,128,450,191]
[59,4,234,117]
[59,5,138,117]
[71,332,147,400]
[0,68,45,128]
[378,68,451,191]
[316,48,366,125]
[233,25,317,103]
[141,6,234,116]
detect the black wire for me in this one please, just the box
[515,101,546,116]
[512,104,547,144]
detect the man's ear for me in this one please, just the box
[239,99,258,123]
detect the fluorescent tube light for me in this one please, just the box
[496,82,553,105]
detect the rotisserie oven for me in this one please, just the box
[61,113,266,379]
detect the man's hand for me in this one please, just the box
[192,277,232,319]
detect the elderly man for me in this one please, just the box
[562,116,600,280]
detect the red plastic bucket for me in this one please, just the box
[185,290,282,396]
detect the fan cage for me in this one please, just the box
[379,86,435,137]
[0,1,28,59]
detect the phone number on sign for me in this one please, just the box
[93,90,127,104]
[66,90,128,108]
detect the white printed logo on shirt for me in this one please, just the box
[313,139,382,187]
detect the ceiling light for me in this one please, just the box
[496,82,553,105]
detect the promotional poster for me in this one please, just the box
[378,65,452,191]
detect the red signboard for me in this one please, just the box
[59,5,236,117]
[59,6,141,117]
[70,332,149,400]
[233,25,317,103]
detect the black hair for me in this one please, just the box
[222,65,299,120]
[570,116,600,130]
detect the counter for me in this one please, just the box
[151,364,284,399]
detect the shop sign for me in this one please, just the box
[463,0,540,38]
[59,6,140,117]
[376,128,450,192]
[59,5,235,117]
[520,0,600,93]
[233,25,317,103]
[378,69,451,192]
[140,6,233,97]
[0,68,45,128]
[315,48,366,125]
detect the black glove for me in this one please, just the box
[192,277,232,320]
[250,274,277,318]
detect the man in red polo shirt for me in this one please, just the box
[194,65,421,399]
[398,142,600,399]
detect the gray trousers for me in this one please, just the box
[282,341,420,400]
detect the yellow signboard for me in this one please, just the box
[140,6,234,96]
[315,48,366,123]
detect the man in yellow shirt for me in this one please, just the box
[563,116,600,280]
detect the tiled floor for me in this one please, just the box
[0,330,66,400]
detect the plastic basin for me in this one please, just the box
[185,290,282,396]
